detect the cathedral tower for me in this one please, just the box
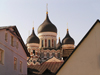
[62,28,75,60]
[38,5,57,49]
[26,27,40,65]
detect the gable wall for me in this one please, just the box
[57,22,100,75]
[0,29,27,75]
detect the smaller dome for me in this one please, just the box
[56,37,62,49]
[27,28,39,44]
[62,29,74,45]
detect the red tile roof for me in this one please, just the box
[28,62,63,74]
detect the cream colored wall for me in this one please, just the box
[38,32,57,48]
[0,29,27,75]
[57,22,100,75]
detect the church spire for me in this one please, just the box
[33,21,34,29]
[66,23,69,34]
[46,3,48,14]
[67,23,68,31]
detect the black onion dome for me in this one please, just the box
[27,28,39,44]
[62,30,74,45]
[38,13,57,33]
[56,38,62,49]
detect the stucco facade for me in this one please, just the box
[0,27,27,75]
[57,20,100,75]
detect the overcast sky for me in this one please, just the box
[0,0,100,45]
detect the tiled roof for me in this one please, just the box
[46,57,64,62]
[28,62,63,74]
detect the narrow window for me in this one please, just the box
[14,57,17,70]
[0,49,4,64]
[52,53,55,57]
[40,53,44,58]
[54,40,56,47]
[47,53,49,58]
[45,39,47,47]
[48,40,50,47]
[58,53,60,58]
[33,50,35,55]
[16,41,18,49]
[11,36,14,46]
[5,33,8,41]
[20,61,22,73]
[42,40,43,47]
[52,39,54,47]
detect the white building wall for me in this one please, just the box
[57,22,100,75]
[0,29,27,75]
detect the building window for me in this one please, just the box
[52,39,54,47]
[33,50,35,55]
[20,61,22,73]
[48,40,50,47]
[54,40,56,47]
[40,53,44,58]
[45,39,47,47]
[42,40,44,47]
[0,49,4,64]
[47,53,49,58]
[14,57,17,70]
[52,53,55,57]
[5,33,8,42]
[16,41,18,49]
[58,53,60,58]
[11,36,14,46]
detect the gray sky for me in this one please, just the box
[0,0,100,45]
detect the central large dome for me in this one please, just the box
[38,13,57,34]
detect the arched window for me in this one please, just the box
[54,40,56,47]
[40,53,44,58]
[42,40,43,47]
[58,53,60,58]
[52,53,55,57]
[52,39,54,47]
[48,40,50,47]
[45,39,47,47]
[33,50,35,55]
[47,53,49,58]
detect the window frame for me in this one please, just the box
[0,49,4,65]
[14,57,17,70]
[48,39,50,47]
[16,41,18,49]
[5,32,8,42]
[20,61,23,73]
[11,35,14,47]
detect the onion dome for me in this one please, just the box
[38,11,57,34]
[56,37,62,49]
[27,27,39,44]
[62,29,74,45]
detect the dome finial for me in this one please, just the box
[46,3,48,14]
[33,21,34,29]
[67,23,68,31]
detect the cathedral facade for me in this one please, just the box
[27,9,75,65]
